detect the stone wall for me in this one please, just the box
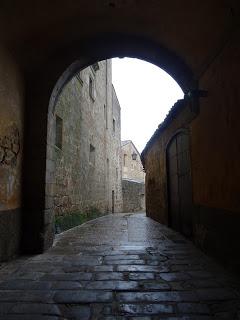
[122,179,145,213]
[0,46,24,260]
[49,60,122,219]
[111,87,123,212]
[121,140,145,213]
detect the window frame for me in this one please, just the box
[55,115,63,150]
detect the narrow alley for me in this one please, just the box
[0,213,239,319]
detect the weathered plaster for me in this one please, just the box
[142,32,240,271]
[0,46,24,260]
[0,47,23,212]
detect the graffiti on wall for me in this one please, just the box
[0,124,20,167]
[0,123,21,210]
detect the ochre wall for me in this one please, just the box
[189,30,240,270]
[143,31,240,271]
[191,31,240,213]
[0,46,24,260]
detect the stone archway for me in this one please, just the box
[0,1,235,261]
[21,34,195,254]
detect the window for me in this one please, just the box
[76,72,83,86]
[112,190,115,213]
[55,115,63,149]
[132,152,137,160]
[113,118,115,134]
[104,104,108,129]
[106,158,109,181]
[89,144,95,165]
[89,76,95,100]
[91,62,100,72]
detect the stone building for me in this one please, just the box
[122,140,145,183]
[121,140,145,212]
[51,60,122,217]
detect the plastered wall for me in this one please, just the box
[0,46,24,260]
[191,31,240,213]
[143,32,240,271]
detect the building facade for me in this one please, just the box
[122,140,145,182]
[121,140,145,212]
[51,60,122,217]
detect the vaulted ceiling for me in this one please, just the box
[1,1,239,90]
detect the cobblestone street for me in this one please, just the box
[0,213,240,319]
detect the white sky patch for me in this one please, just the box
[112,58,184,152]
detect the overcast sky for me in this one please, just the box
[112,58,184,152]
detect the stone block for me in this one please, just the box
[116,291,198,303]
[54,290,113,303]
[118,303,174,315]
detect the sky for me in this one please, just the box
[112,58,184,152]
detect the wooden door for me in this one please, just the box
[167,132,192,237]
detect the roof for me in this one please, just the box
[141,99,186,164]
[121,140,141,157]
[122,178,145,185]
[121,140,131,147]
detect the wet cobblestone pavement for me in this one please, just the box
[0,212,240,319]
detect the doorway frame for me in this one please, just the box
[165,128,193,233]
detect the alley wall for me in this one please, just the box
[51,60,122,218]
[142,29,240,271]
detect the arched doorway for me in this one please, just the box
[166,131,193,237]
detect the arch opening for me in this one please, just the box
[46,56,184,235]
[21,34,195,254]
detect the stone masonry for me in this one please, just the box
[122,140,145,183]
[121,140,145,212]
[122,179,145,212]
[50,60,122,217]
